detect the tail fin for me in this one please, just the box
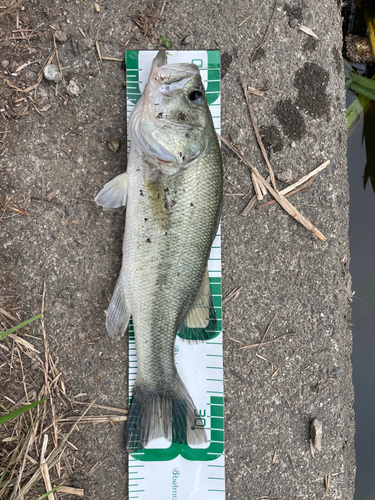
[126,376,206,452]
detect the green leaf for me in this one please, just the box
[0,313,43,341]
[347,71,375,92]
[345,68,375,101]
[35,484,62,500]
[158,37,173,50]
[0,399,47,426]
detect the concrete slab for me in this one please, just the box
[0,0,355,498]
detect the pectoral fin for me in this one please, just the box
[106,273,130,339]
[177,269,217,341]
[95,173,128,209]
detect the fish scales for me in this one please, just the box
[95,50,223,451]
[125,143,222,387]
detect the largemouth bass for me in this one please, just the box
[95,51,223,452]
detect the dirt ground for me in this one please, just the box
[0,0,355,499]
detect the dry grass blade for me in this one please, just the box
[9,429,36,500]
[251,172,264,201]
[71,400,127,414]
[324,473,330,492]
[239,74,276,189]
[40,435,54,500]
[222,287,243,305]
[240,332,296,350]
[7,334,40,353]
[58,486,84,496]
[59,415,127,424]
[217,134,326,241]
[0,0,25,18]
[14,402,95,499]
[249,0,278,63]
[279,160,330,195]
[223,329,246,345]
[257,174,318,209]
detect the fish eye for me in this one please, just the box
[188,90,203,102]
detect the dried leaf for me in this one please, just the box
[299,25,320,39]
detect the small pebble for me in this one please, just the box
[318,369,327,380]
[290,141,296,148]
[332,331,340,339]
[330,367,342,378]
[67,80,80,96]
[55,30,68,43]
[9,62,18,73]
[182,34,194,45]
[107,139,121,153]
[1,60,9,69]
[94,2,100,12]
[277,168,293,183]
[289,19,298,28]
[43,64,62,82]
[78,37,94,53]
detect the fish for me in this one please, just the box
[95,50,223,452]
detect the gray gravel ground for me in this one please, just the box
[1,0,355,498]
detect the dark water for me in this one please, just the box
[347,92,375,500]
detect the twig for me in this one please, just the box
[254,313,278,357]
[229,368,252,387]
[240,331,296,350]
[59,415,127,424]
[324,473,330,493]
[0,0,24,19]
[95,40,102,62]
[222,287,243,305]
[279,160,330,195]
[241,175,270,215]
[251,172,264,201]
[249,0,278,64]
[155,0,167,28]
[225,177,245,194]
[239,73,276,190]
[238,16,250,27]
[71,400,128,414]
[101,56,123,62]
[223,329,246,345]
[257,174,318,209]
[217,134,326,241]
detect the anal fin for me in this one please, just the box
[106,273,130,339]
[177,268,217,342]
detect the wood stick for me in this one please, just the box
[101,56,123,62]
[218,134,326,241]
[279,160,330,195]
[257,174,318,209]
[0,0,24,19]
[251,172,263,201]
[239,73,277,190]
